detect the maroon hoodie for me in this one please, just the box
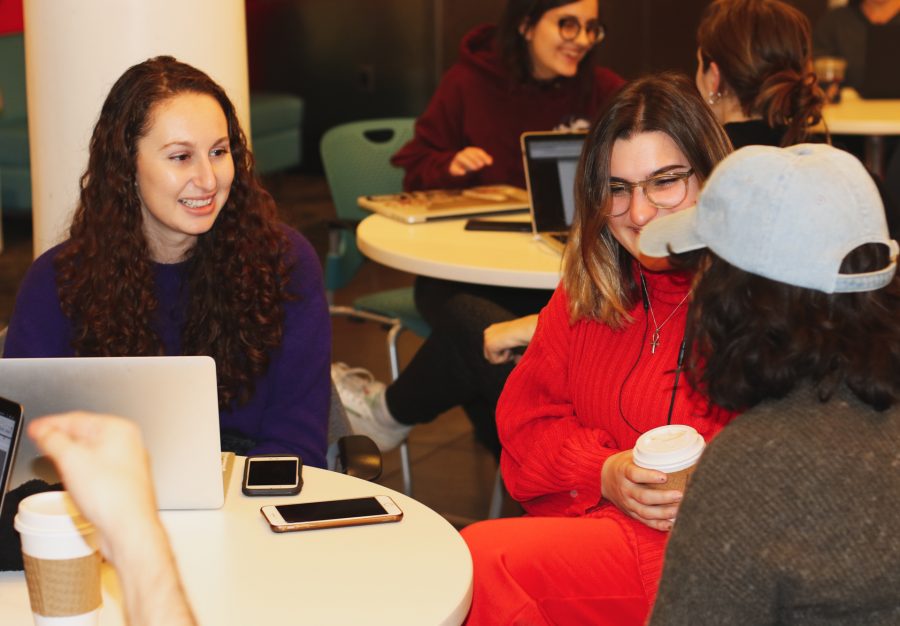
[392,24,624,191]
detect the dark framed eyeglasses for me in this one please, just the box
[558,17,605,44]
[608,169,694,216]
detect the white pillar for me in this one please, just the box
[23,0,250,256]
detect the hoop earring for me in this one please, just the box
[707,91,722,105]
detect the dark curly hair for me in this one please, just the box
[683,243,900,412]
[697,0,826,146]
[55,56,292,408]
[497,0,601,86]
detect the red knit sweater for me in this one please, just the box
[498,268,737,598]
[391,24,624,191]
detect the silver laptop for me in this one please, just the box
[521,131,585,253]
[358,184,529,224]
[0,356,225,510]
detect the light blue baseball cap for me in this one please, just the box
[639,143,899,294]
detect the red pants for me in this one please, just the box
[461,516,653,625]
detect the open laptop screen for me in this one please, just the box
[0,396,23,515]
[522,132,586,233]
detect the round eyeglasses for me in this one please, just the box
[608,169,694,217]
[558,17,605,44]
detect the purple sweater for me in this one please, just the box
[4,226,331,468]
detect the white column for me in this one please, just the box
[24,0,250,256]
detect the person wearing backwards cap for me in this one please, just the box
[641,143,900,625]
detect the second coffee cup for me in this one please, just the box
[15,491,102,626]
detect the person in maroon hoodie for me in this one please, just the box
[392,0,623,190]
[334,0,624,459]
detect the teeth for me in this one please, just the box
[180,198,212,209]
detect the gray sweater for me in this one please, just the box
[650,385,900,625]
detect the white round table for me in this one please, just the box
[0,464,473,625]
[821,89,900,177]
[356,213,562,290]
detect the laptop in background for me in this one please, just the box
[358,184,529,224]
[521,131,586,253]
[0,356,225,510]
[0,396,24,516]
[858,24,900,99]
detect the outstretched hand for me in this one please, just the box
[449,146,494,177]
[28,412,159,559]
[28,412,197,626]
[600,449,683,532]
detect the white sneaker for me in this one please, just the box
[331,362,412,452]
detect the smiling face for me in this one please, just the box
[606,131,699,262]
[135,92,234,263]
[522,0,599,80]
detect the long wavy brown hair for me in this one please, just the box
[564,72,733,327]
[55,56,292,408]
[697,0,826,146]
[683,243,900,412]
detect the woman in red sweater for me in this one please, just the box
[461,73,738,625]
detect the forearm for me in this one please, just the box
[502,426,616,508]
[108,519,196,626]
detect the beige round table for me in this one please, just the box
[0,464,474,625]
[356,213,562,290]
[821,88,900,178]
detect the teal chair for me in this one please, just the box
[0,33,31,216]
[249,92,304,175]
[320,118,429,497]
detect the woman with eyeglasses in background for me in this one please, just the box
[393,0,621,190]
[460,73,738,625]
[335,0,623,459]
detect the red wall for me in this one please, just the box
[0,0,23,35]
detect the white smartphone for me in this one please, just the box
[260,495,403,532]
[242,454,303,496]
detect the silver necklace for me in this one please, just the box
[640,269,691,354]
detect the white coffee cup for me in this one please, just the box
[15,491,102,626]
[633,424,706,492]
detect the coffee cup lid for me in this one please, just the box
[633,425,706,473]
[14,491,94,536]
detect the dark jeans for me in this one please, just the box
[385,277,551,459]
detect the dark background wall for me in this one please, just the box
[246,0,830,172]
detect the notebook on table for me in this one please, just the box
[521,131,586,253]
[358,184,529,224]
[0,356,225,510]
[858,24,900,99]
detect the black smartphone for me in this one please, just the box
[260,495,403,532]
[0,396,24,516]
[242,454,303,496]
[464,219,532,233]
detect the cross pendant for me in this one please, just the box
[651,331,660,354]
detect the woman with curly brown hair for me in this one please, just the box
[3,57,330,467]
[695,0,826,149]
